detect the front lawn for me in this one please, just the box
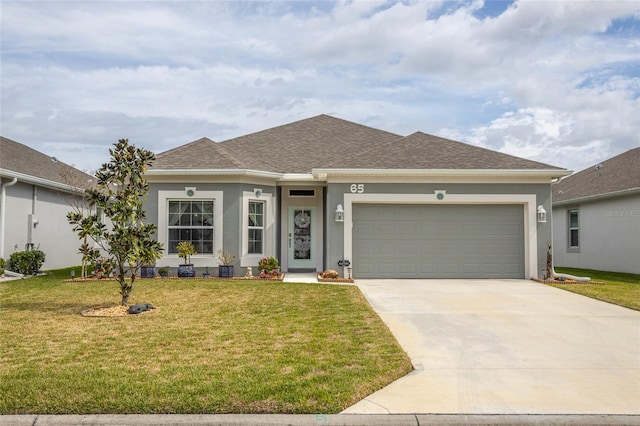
[550,267,640,311]
[0,269,412,414]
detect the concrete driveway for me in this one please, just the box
[343,279,640,414]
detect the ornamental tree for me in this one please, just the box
[67,139,163,305]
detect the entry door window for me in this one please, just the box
[288,207,315,269]
[293,209,312,259]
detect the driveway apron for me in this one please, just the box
[343,279,640,414]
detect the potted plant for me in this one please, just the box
[217,248,236,278]
[140,263,155,278]
[176,241,196,278]
[258,256,280,278]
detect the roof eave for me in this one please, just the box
[0,168,88,195]
[312,168,572,179]
[146,168,284,179]
[553,187,640,206]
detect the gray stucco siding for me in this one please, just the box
[1,180,83,270]
[552,194,640,274]
[145,182,277,276]
[326,182,553,279]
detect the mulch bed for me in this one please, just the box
[81,305,158,317]
[532,278,605,285]
[234,273,286,282]
[317,275,355,284]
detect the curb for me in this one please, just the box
[2,414,639,426]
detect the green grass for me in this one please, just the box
[0,268,412,414]
[550,267,640,311]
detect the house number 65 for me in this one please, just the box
[350,184,365,193]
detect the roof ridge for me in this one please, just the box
[219,114,401,145]
[155,137,215,157]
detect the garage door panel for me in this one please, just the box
[353,204,524,279]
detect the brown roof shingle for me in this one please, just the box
[150,114,565,174]
[0,136,94,190]
[153,137,279,173]
[553,147,640,203]
[323,131,564,170]
[217,115,402,173]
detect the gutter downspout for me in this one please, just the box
[1,177,18,260]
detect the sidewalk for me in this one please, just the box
[2,414,639,425]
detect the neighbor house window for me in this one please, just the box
[168,200,214,255]
[568,209,579,249]
[248,200,265,254]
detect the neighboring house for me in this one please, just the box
[146,115,569,279]
[0,136,95,270]
[552,148,640,274]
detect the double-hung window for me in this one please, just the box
[168,200,214,255]
[248,200,265,254]
[568,209,579,250]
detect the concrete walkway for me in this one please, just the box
[343,279,640,415]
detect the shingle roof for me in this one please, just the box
[323,131,564,170]
[0,136,94,190]
[152,137,279,173]
[553,147,640,203]
[217,115,402,173]
[150,114,565,174]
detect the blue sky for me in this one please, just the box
[1,0,639,173]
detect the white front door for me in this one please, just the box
[288,206,316,269]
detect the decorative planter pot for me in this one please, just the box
[140,266,155,279]
[177,264,195,278]
[218,265,234,278]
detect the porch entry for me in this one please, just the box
[288,206,316,270]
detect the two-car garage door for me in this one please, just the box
[352,204,525,279]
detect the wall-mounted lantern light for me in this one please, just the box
[537,205,547,223]
[335,204,344,222]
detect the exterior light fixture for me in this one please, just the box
[335,204,344,222]
[537,205,547,223]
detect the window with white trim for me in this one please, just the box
[240,191,274,267]
[568,209,579,249]
[168,200,214,255]
[247,200,265,254]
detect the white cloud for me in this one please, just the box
[1,0,639,172]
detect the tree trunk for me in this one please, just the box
[117,261,133,306]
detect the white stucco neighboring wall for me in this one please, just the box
[0,179,84,270]
[553,194,640,274]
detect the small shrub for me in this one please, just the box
[8,250,46,275]
[0,257,6,275]
[258,256,280,272]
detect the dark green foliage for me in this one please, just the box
[8,250,46,275]
[0,257,6,275]
[67,139,163,305]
